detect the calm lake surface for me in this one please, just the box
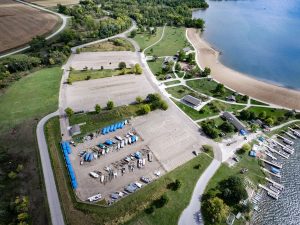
[193,0,300,89]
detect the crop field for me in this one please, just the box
[0,0,59,53]
[27,0,79,7]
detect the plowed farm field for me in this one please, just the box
[0,0,59,53]
[27,0,79,7]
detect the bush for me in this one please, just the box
[107,100,114,110]
[95,104,101,113]
[139,104,151,115]
[202,67,211,76]
[219,121,234,133]
[153,194,169,208]
[86,75,91,80]
[136,96,143,104]
[65,107,74,117]
[118,62,126,69]
[160,100,168,110]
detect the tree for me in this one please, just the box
[8,171,17,179]
[201,121,219,139]
[220,121,234,133]
[153,194,169,208]
[186,53,195,63]
[215,83,225,95]
[250,124,259,132]
[202,145,213,153]
[30,36,46,51]
[259,111,267,119]
[17,212,29,221]
[178,50,185,61]
[175,63,181,71]
[95,104,101,113]
[202,197,229,224]
[134,63,143,74]
[240,110,251,120]
[265,117,274,126]
[107,100,114,110]
[139,104,151,115]
[136,96,143,104]
[118,61,126,69]
[130,30,137,38]
[219,176,248,205]
[202,67,211,76]
[65,107,74,117]
[242,143,251,152]
[16,164,24,173]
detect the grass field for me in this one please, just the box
[164,80,181,86]
[250,99,269,106]
[133,27,164,51]
[69,68,132,82]
[246,107,289,120]
[186,79,247,103]
[0,66,62,224]
[46,116,213,225]
[145,27,189,56]
[0,67,62,132]
[81,38,135,52]
[69,104,142,136]
[147,59,175,80]
[166,85,208,101]
[171,98,205,120]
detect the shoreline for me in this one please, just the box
[187,28,300,110]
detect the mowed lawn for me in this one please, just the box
[0,67,62,131]
[145,27,189,56]
[133,27,164,50]
[69,68,132,82]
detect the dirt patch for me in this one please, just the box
[26,0,79,7]
[0,0,59,53]
[0,119,49,225]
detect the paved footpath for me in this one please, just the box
[36,111,65,225]
[178,159,221,225]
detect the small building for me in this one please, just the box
[226,95,236,102]
[222,112,246,131]
[163,56,174,64]
[182,95,202,108]
[69,124,81,136]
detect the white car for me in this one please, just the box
[134,182,143,188]
[89,171,99,178]
[88,193,101,202]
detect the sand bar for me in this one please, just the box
[187,28,300,110]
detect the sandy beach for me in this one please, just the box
[187,28,300,110]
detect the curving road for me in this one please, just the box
[0,0,69,59]
[36,111,65,225]
[178,159,221,225]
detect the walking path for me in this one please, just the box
[0,0,69,59]
[36,111,65,225]
[178,159,221,225]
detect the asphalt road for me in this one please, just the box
[178,159,221,225]
[36,111,65,225]
[0,0,69,59]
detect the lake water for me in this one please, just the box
[252,139,300,225]
[193,0,300,89]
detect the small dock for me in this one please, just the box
[262,167,281,178]
[283,131,297,140]
[271,138,294,154]
[276,134,294,146]
[265,177,284,191]
[288,127,300,138]
[260,158,282,169]
[259,184,279,200]
[265,151,277,160]
[264,145,289,159]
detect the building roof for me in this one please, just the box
[183,47,192,52]
[222,112,246,131]
[227,95,236,101]
[70,124,81,136]
[182,95,201,107]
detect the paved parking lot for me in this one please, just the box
[65,51,140,70]
[64,51,155,112]
[65,74,155,111]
